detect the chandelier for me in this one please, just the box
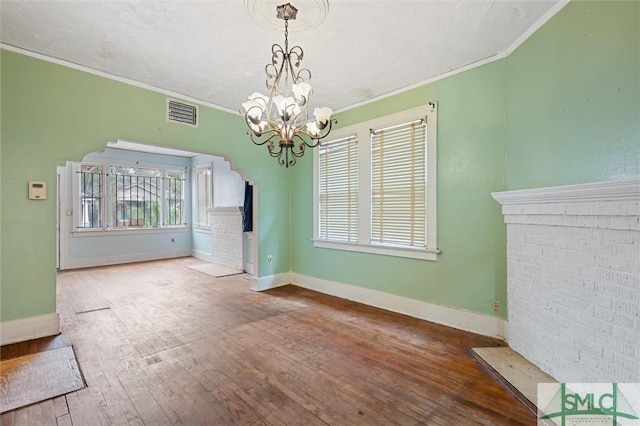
[241,2,335,168]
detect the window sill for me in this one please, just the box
[73,227,188,237]
[312,239,440,261]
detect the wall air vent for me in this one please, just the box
[167,98,198,127]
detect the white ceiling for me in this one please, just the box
[0,1,566,115]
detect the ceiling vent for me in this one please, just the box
[166,98,198,127]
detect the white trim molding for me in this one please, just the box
[503,0,571,57]
[191,249,212,262]
[492,178,640,205]
[250,271,506,338]
[250,272,291,292]
[334,1,570,114]
[64,250,191,270]
[0,313,60,345]
[0,44,237,114]
[290,273,506,339]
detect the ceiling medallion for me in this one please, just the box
[244,0,329,32]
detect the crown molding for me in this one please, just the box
[0,43,238,115]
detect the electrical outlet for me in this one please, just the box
[267,255,273,263]
[492,300,500,312]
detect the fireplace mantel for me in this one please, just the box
[492,179,639,204]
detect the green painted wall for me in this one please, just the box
[291,0,639,318]
[0,50,290,322]
[2,0,637,326]
[507,0,639,189]
[291,60,509,317]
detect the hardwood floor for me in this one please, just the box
[1,258,535,425]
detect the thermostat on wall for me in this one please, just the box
[28,181,47,200]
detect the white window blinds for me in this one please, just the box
[371,119,427,248]
[195,166,211,227]
[318,134,359,242]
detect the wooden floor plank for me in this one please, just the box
[0,347,84,413]
[65,390,103,426]
[52,396,68,419]
[55,413,72,426]
[25,400,56,426]
[0,411,13,426]
[2,258,534,425]
[119,386,175,426]
[9,409,26,426]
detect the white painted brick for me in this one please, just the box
[549,257,567,270]
[593,319,613,335]
[573,335,604,357]
[209,208,243,270]
[614,300,640,319]
[605,270,638,288]
[581,291,612,310]
[612,340,636,359]
[617,356,640,380]
[502,194,639,382]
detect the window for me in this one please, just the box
[109,166,162,228]
[314,103,438,261]
[371,119,426,248]
[194,164,211,228]
[75,162,186,231]
[78,164,103,228]
[318,135,359,242]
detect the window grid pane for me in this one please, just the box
[318,135,359,242]
[371,120,426,248]
[165,171,184,226]
[79,165,103,228]
[109,167,163,228]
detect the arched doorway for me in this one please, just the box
[56,140,258,281]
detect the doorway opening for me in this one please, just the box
[56,140,258,280]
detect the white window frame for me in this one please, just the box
[313,103,439,261]
[72,160,188,233]
[194,163,212,229]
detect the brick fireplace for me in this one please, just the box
[492,179,639,383]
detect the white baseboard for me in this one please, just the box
[191,249,212,262]
[64,250,191,270]
[250,272,291,292]
[290,273,506,340]
[0,313,61,345]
